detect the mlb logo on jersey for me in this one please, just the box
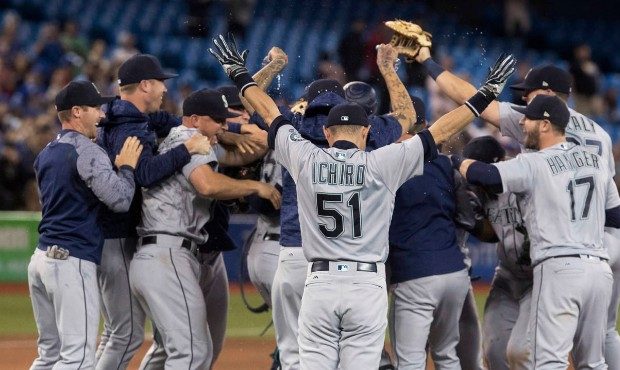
[336,152,346,161]
[337,264,349,271]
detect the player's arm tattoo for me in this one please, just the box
[240,58,287,115]
[379,62,418,134]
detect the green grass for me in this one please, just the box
[0,289,617,338]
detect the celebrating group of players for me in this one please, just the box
[27,25,620,370]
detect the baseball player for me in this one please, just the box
[209,33,515,369]
[29,81,142,369]
[387,98,473,370]
[461,136,532,370]
[129,88,280,369]
[95,54,212,370]
[263,43,415,369]
[415,46,620,368]
[453,94,620,368]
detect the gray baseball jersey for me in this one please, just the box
[273,125,426,263]
[494,142,620,265]
[137,126,218,242]
[499,101,615,175]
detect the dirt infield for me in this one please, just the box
[0,336,275,369]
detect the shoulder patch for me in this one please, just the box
[289,131,304,142]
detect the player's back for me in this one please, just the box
[564,108,614,175]
[502,142,615,265]
[291,138,426,264]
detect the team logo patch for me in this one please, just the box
[289,132,304,141]
[543,111,550,117]
[337,264,349,271]
[336,152,346,160]
[221,94,229,108]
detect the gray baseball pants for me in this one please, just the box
[531,255,612,370]
[130,238,212,370]
[138,252,228,370]
[482,267,532,370]
[605,228,620,370]
[298,261,387,370]
[457,285,484,370]
[271,247,307,370]
[247,235,281,308]
[96,237,145,370]
[28,248,100,370]
[389,268,469,370]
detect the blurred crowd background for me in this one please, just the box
[1,0,619,211]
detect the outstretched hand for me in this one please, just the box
[479,54,517,100]
[208,33,250,79]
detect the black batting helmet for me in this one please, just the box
[343,81,378,116]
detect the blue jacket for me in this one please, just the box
[96,98,190,238]
[278,93,403,247]
[388,155,467,283]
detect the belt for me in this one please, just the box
[263,233,280,241]
[554,254,606,261]
[141,235,198,256]
[311,260,377,273]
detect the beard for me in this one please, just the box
[523,123,541,150]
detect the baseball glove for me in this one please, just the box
[384,20,432,60]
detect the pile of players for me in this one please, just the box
[28,32,620,370]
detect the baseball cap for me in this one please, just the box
[182,89,241,121]
[304,79,345,104]
[325,102,369,128]
[344,81,377,116]
[512,95,570,129]
[463,136,506,164]
[217,85,243,109]
[411,95,426,128]
[509,65,572,95]
[55,81,115,111]
[118,54,178,86]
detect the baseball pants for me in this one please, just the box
[138,252,228,370]
[482,267,533,370]
[28,248,100,370]
[457,285,484,370]
[96,237,145,370]
[530,255,612,370]
[605,228,620,370]
[388,268,469,370]
[298,261,387,370]
[271,246,307,370]
[247,234,281,308]
[130,238,212,370]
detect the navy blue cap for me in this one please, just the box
[217,85,243,108]
[183,89,241,120]
[118,54,178,86]
[55,81,115,111]
[463,136,506,164]
[344,81,378,116]
[325,103,369,128]
[510,65,572,95]
[304,79,345,103]
[512,95,570,129]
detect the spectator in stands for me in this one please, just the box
[338,20,366,81]
[509,60,531,105]
[316,51,346,86]
[31,23,65,79]
[60,20,89,59]
[570,43,602,116]
[504,0,531,37]
[227,0,257,39]
[111,31,139,65]
[603,88,620,124]
[0,10,21,62]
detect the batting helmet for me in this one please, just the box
[343,81,378,116]
[463,136,506,164]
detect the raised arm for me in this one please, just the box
[209,34,282,126]
[416,47,502,127]
[238,47,288,115]
[428,53,516,144]
[376,44,416,134]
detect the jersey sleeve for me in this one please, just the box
[368,134,426,194]
[269,115,317,181]
[498,101,525,143]
[182,150,218,179]
[493,154,534,194]
[605,176,620,210]
[76,142,136,213]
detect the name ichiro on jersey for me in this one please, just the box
[546,150,600,175]
[312,162,366,186]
